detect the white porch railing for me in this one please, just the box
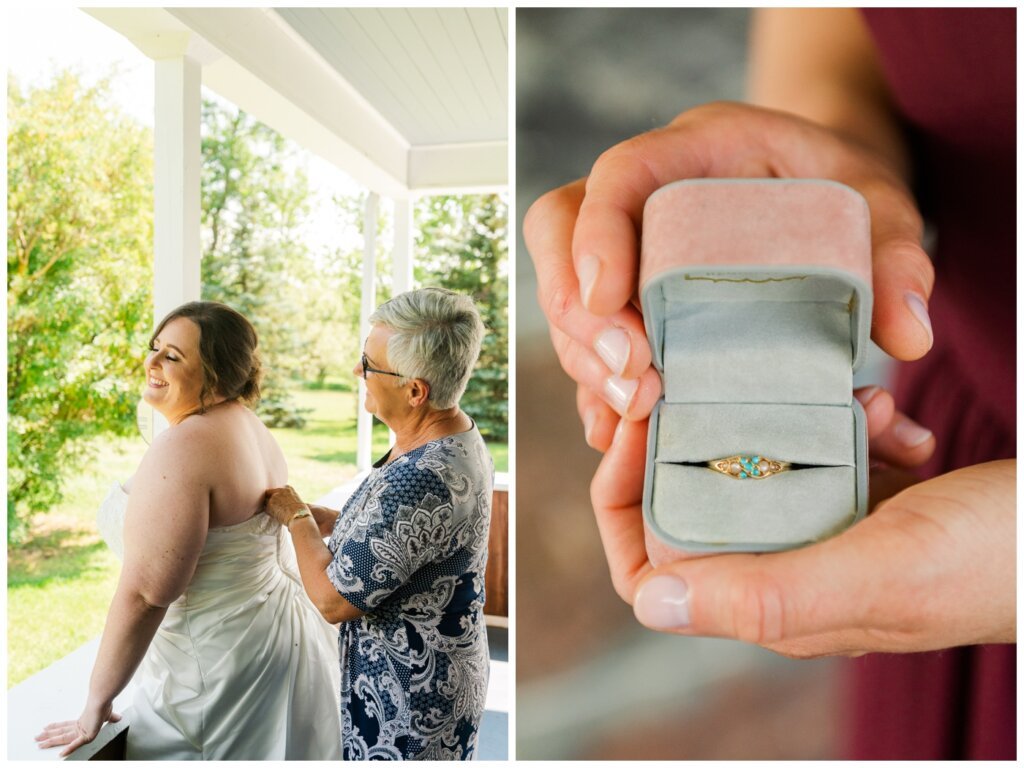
[8,638,135,761]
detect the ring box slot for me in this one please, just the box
[639,179,872,554]
[651,465,857,546]
[655,403,855,467]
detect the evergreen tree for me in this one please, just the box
[414,194,508,439]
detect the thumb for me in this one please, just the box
[849,176,935,361]
[631,543,867,646]
[870,234,935,361]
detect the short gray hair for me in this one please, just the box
[369,287,485,409]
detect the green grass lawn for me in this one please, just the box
[271,388,392,499]
[272,387,507,496]
[7,386,507,687]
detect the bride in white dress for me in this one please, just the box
[36,302,342,760]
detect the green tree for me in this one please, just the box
[414,194,508,439]
[199,98,312,426]
[7,71,154,540]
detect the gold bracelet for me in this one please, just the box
[287,508,312,527]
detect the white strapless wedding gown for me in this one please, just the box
[97,483,342,760]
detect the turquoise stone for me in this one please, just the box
[752,456,760,463]
[739,471,747,478]
[752,468,760,476]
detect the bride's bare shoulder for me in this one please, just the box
[143,414,227,473]
[143,405,279,472]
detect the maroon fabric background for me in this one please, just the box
[845,9,1016,760]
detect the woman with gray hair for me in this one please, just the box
[265,287,493,760]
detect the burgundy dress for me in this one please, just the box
[846,9,1016,760]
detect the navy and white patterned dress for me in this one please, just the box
[326,425,493,760]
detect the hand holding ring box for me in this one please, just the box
[639,179,873,563]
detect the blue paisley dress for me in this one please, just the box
[326,425,493,760]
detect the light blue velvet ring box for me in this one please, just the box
[638,179,873,556]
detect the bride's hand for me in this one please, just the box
[36,699,121,757]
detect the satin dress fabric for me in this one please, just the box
[97,483,343,760]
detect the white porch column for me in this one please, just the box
[388,197,414,446]
[356,192,379,471]
[392,197,414,296]
[153,55,202,326]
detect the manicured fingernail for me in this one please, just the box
[577,254,600,309]
[904,292,933,349]
[603,375,638,415]
[582,409,597,444]
[634,574,691,630]
[892,415,933,448]
[595,327,630,375]
[854,386,881,406]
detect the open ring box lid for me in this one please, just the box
[639,179,873,558]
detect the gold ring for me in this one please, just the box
[707,455,791,479]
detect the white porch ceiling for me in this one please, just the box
[85,7,509,196]
[277,8,507,147]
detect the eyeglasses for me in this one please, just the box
[360,352,404,379]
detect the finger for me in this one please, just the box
[853,385,895,439]
[36,734,70,748]
[549,325,662,420]
[632,530,876,644]
[750,109,934,360]
[573,127,706,316]
[36,724,78,744]
[574,99,935,362]
[782,143,934,359]
[526,179,653,377]
[573,101,787,315]
[853,385,935,467]
[869,412,935,468]
[60,736,88,758]
[590,418,653,602]
[37,726,78,748]
[839,170,933,361]
[576,385,619,452]
[37,736,71,749]
[109,712,122,722]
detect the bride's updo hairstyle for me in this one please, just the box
[150,301,263,412]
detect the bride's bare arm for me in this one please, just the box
[98,424,211,692]
[37,425,211,756]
